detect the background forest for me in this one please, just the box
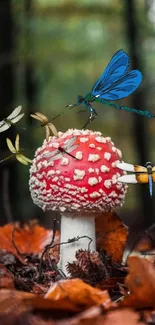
[0,0,155,231]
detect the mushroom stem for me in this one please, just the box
[58,212,96,274]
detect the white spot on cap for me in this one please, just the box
[119,194,125,199]
[117,149,122,158]
[98,176,102,183]
[88,177,99,186]
[115,199,121,205]
[104,152,111,161]
[97,147,102,151]
[99,189,107,195]
[104,180,112,189]
[72,203,81,209]
[116,183,123,190]
[56,170,61,174]
[49,161,54,167]
[74,169,86,181]
[59,206,66,212]
[112,146,117,152]
[52,176,59,182]
[47,170,55,177]
[80,137,88,143]
[88,168,94,173]
[75,151,83,160]
[112,160,120,168]
[89,143,95,148]
[81,187,88,193]
[95,136,106,143]
[88,154,100,162]
[90,192,101,198]
[61,157,69,165]
[50,184,59,191]
[100,165,110,173]
[109,191,118,198]
[112,175,117,184]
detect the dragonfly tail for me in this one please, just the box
[102,100,155,118]
[149,174,153,197]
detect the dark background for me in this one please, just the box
[0,0,155,231]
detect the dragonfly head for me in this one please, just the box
[77,95,86,104]
[145,161,153,174]
[145,161,152,168]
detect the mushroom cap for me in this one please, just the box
[29,129,127,213]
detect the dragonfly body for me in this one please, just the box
[75,95,98,117]
[67,50,154,123]
[117,161,155,197]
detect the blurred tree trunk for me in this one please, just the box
[124,0,154,231]
[0,0,16,224]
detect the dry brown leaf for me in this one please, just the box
[0,221,59,258]
[45,278,111,312]
[0,280,110,316]
[121,256,155,308]
[96,211,128,262]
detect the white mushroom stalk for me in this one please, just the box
[59,212,96,271]
[29,129,127,274]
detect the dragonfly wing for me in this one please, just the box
[45,125,50,141]
[24,157,32,163]
[0,123,10,132]
[16,154,29,165]
[63,136,77,150]
[50,152,63,161]
[6,138,16,154]
[43,149,58,158]
[134,165,147,173]
[35,112,48,123]
[15,134,20,151]
[65,144,79,153]
[7,106,22,120]
[43,151,62,161]
[96,70,142,100]
[48,123,58,137]
[149,174,153,197]
[11,113,24,124]
[30,114,42,122]
[18,153,32,164]
[117,174,138,183]
[116,162,135,172]
[92,50,130,96]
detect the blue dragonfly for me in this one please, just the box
[67,50,154,126]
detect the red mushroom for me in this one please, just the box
[29,129,127,273]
